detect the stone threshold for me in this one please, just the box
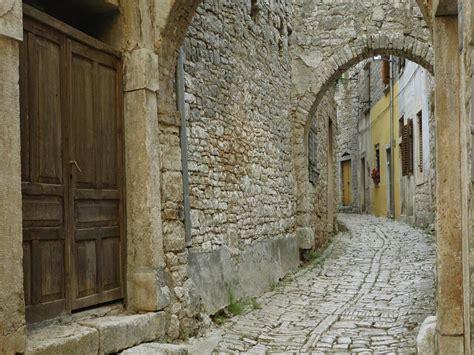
[26,305,167,355]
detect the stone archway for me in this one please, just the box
[291,30,434,251]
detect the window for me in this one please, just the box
[417,111,423,173]
[401,119,414,176]
[398,115,404,138]
[308,128,318,184]
[399,58,406,74]
[375,144,380,172]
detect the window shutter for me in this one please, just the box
[402,123,409,176]
[408,119,414,175]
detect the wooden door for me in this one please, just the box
[20,21,68,323]
[342,160,352,206]
[70,40,123,310]
[20,5,124,322]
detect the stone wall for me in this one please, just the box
[413,71,436,229]
[183,0,295,249]
[179,0,301,314]
[335,69,360,212]
[309,87,337,246]
[292,0,432,117]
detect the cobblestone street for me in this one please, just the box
[192,214,436,354]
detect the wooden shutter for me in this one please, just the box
[402,123,408,176]
[401,120,414,177]
[408,119,414,174]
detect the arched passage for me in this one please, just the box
[292,33,434,249]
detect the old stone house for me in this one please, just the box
[0,0,472,354]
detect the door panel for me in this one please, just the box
[71,53,96,188]
[21,6,124,322]
[20,25,67,323]
[36,35,62,184]
[70,39,123,310]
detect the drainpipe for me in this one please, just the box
[176,47,192,247]
[389,56,395,219]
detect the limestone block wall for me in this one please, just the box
[309,87,337,246]
[183,0,296,251]
[292,0,432,112]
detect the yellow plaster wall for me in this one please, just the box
[369,81,401,219]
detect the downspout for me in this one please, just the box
[389,56,395,219]
[176,47,192,247]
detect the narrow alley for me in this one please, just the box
[186,214,435,353]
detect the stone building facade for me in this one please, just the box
[0,0,472,354]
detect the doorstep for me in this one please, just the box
[26,307,167,355]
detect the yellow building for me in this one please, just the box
[369,81,401,219]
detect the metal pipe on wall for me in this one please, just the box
[176,47,193,247]
[389,56,395,219]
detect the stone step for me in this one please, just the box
[121,343,188,354]
[26,312,166,355]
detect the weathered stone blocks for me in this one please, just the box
[26,324,99,355]
[80,312,167,354]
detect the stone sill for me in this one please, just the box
[25,306,166,355]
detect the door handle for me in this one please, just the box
[69,160,82,173]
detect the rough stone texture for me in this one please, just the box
[308,88,338,246]
[0,36,25,354]
[0,0,22,40]
[184,0,295,251]
[416,316,437,355]
[292,0,433,122]
[26,324,99,355]
[80,312,167,354]
[187,214,436,352]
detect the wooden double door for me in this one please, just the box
[20,6,124,323]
